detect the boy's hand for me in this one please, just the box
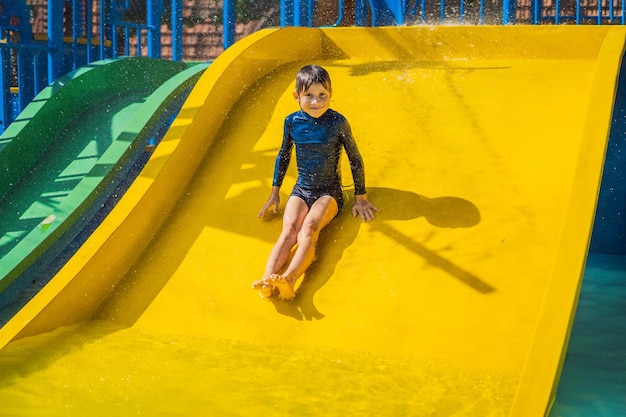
[258,187,281,218]
[352,194,380,222]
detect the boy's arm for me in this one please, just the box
[340,119,367,195]
[258,186,281,218]
[340,118,380,221]
[260,118,292,218]
[272,117,294,188]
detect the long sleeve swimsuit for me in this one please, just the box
[272,108,366,211]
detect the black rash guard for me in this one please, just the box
[272,109,367,195]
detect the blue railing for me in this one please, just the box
[2,0,626,134]
[0,0,165,133]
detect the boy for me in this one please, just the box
[253,65,379,300]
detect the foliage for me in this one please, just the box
[236,0,280,24]
[120,0,280,27]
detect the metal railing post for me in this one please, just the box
[281,0,295,26]
[294,0,302,25]
[48,0,64,83]
[100,0,112,60]
[17,49,34,110]
[147,0,163,58]
[502,0,515,23]
[355,0,368,25]
[0,48,10,132]
[223,0,236,49]
[172,0,183,60]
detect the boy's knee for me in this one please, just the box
[298,220,319,241]
[281,222,300,241]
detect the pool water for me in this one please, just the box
[549,253,626,417]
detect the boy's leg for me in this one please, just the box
[252,197,309,297]
[264,197,310,277]
[271,195,338,299]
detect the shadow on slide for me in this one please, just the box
[269,188,490,322]
[0,27,623,416]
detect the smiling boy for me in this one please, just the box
[253,65,379,300]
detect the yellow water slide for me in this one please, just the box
[0,26,623,416]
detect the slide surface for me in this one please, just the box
[0,26,623,416]
[0,58,206,313]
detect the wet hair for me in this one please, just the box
[295,65,332,95]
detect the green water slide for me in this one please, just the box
[0,57,208,312]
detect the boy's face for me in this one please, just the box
[294,83,331,118]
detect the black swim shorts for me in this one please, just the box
[290,184,344,212]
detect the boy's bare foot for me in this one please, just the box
[251,278,274,299]
[268,274,297,300]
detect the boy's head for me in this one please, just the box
[295,65,332,96]
[293,65,332,118]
